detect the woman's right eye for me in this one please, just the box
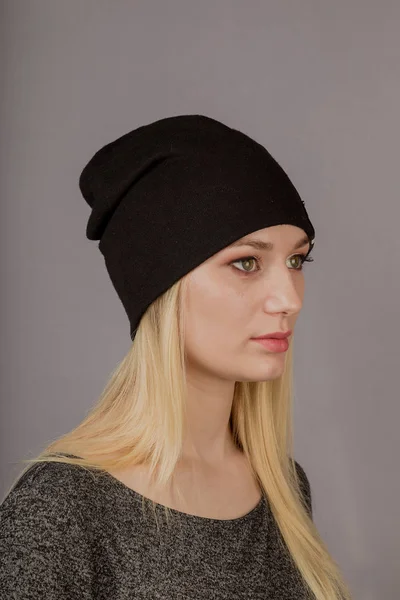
[230,256,261,274]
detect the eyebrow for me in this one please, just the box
[228,234,311,252]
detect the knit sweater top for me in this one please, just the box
[0,456,313,599]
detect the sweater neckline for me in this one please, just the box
[101,468,266,525]
[54,453,266,525]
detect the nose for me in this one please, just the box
[262,267,304,315]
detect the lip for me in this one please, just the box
[252,338,289,352]
[252,330,292,340]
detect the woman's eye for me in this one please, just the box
[230,253,314,274]
[288,255,305,269]
[230,256,261,273]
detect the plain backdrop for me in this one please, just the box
[1,2,399,598]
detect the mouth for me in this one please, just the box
[251,337,289,352]
[251,330,292,340]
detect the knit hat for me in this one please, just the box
[79,114,315,340]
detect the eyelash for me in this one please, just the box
[230,251,315,275]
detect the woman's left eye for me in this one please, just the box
[230,253,314,274]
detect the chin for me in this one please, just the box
[235,362,285,383]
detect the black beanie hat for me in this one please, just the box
[79,114,315,341]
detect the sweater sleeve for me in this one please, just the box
[293,459,313,520]
[0,462,94,600]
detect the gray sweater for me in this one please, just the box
[0,456,313,599]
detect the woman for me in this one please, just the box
[0,114,352,599]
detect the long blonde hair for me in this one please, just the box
[5,273,351,600]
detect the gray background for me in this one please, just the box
[1,2,399,598]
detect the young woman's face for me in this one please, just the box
[182,224,313,382]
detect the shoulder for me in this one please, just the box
[0,458,101,543]
[293,458,310,484]
[292,459,313,519]
[0,460,96,597]
[1,459,97,516]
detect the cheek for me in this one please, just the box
[183,277,251,351]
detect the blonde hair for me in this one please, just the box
[5,273,351,600]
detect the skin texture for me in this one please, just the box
[181,224,310,467]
